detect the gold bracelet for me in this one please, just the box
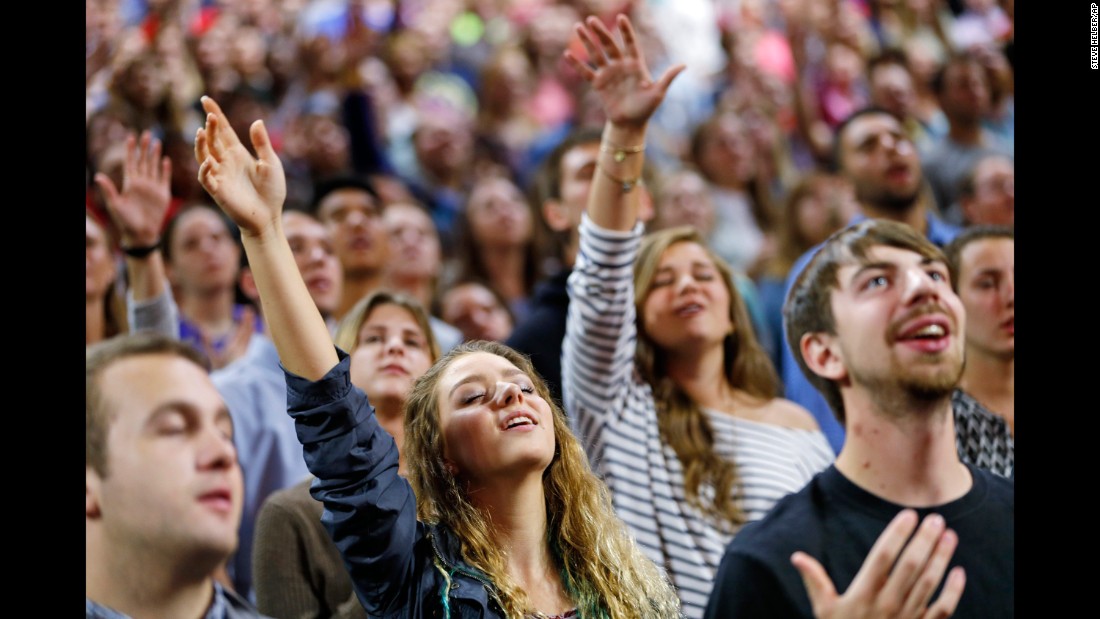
[596,161,642,193]
[600,141,645,162]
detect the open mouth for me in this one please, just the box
[500,413,537,430]
[901,324,946,339]
[198,488,233,513]
[895,316,952,352]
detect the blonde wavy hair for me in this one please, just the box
[403,340,681,618]
[634,226,779,529]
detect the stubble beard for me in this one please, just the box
[855,354,964,421]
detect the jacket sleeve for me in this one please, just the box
[283,349,422,616]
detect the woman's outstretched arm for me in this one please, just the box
[194,96,337,380]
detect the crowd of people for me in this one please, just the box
[87,1,1014,618]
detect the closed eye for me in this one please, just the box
[463,392,485,404]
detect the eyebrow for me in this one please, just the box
[969,267,1006,279]
[447,368,527,399]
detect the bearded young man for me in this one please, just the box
[704,220,1013,618]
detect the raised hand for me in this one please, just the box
[195,96,286,238]
[563,14,684,129]
[94,130,172,248]
[791,510,966,619]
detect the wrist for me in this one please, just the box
[603,122,648,144]
[120,239,161,259]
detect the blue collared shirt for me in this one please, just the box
[87,583,229,619]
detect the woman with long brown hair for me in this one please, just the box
[195,83,681,617]
[561,15,834,619]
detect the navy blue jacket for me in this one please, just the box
[284,351,507,618]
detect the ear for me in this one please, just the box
[86,468,102,519]
[800,332,848,382]
[238,266,259,304]
[542,199,571,232]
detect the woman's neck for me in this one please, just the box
[482,490,573,617]
[663,342,732,410]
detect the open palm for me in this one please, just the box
[565,15,684,129]
[195,96,286,238]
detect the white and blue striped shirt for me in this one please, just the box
[562,216,833,618]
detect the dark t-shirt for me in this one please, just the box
[704,464,1014,618]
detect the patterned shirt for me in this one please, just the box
[953,388,1014,478]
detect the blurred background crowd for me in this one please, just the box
[86,1,1014,610]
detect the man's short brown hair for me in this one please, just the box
[86,333,211,476]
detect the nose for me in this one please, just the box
[383,333,407,355]
[1003,272,1015,307]
[675,271,700,295]
[301,241,325,265]
[900,265,940,305]
[492,381,523,408]
[884,133,913,157]
[198,426,238,472]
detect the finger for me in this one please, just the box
[200,96,236,155]
[879,513,946,608]
[574,22,605,67]
[653,63,687,95]
[137,130,153,177]
[847,509,919,599]
[94,173,121,210]
[160,156,173,191]
[902,528,959,616]
[249,119,278,167]
[588,15,623,59]
[149,136,163,181]
[618,13,642,61]
[195,127,210,165]
[923,567,966,619]
[791,551,838,614]
[198,157,219,195]
[563,50,596,81]
[124,133,138,180]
